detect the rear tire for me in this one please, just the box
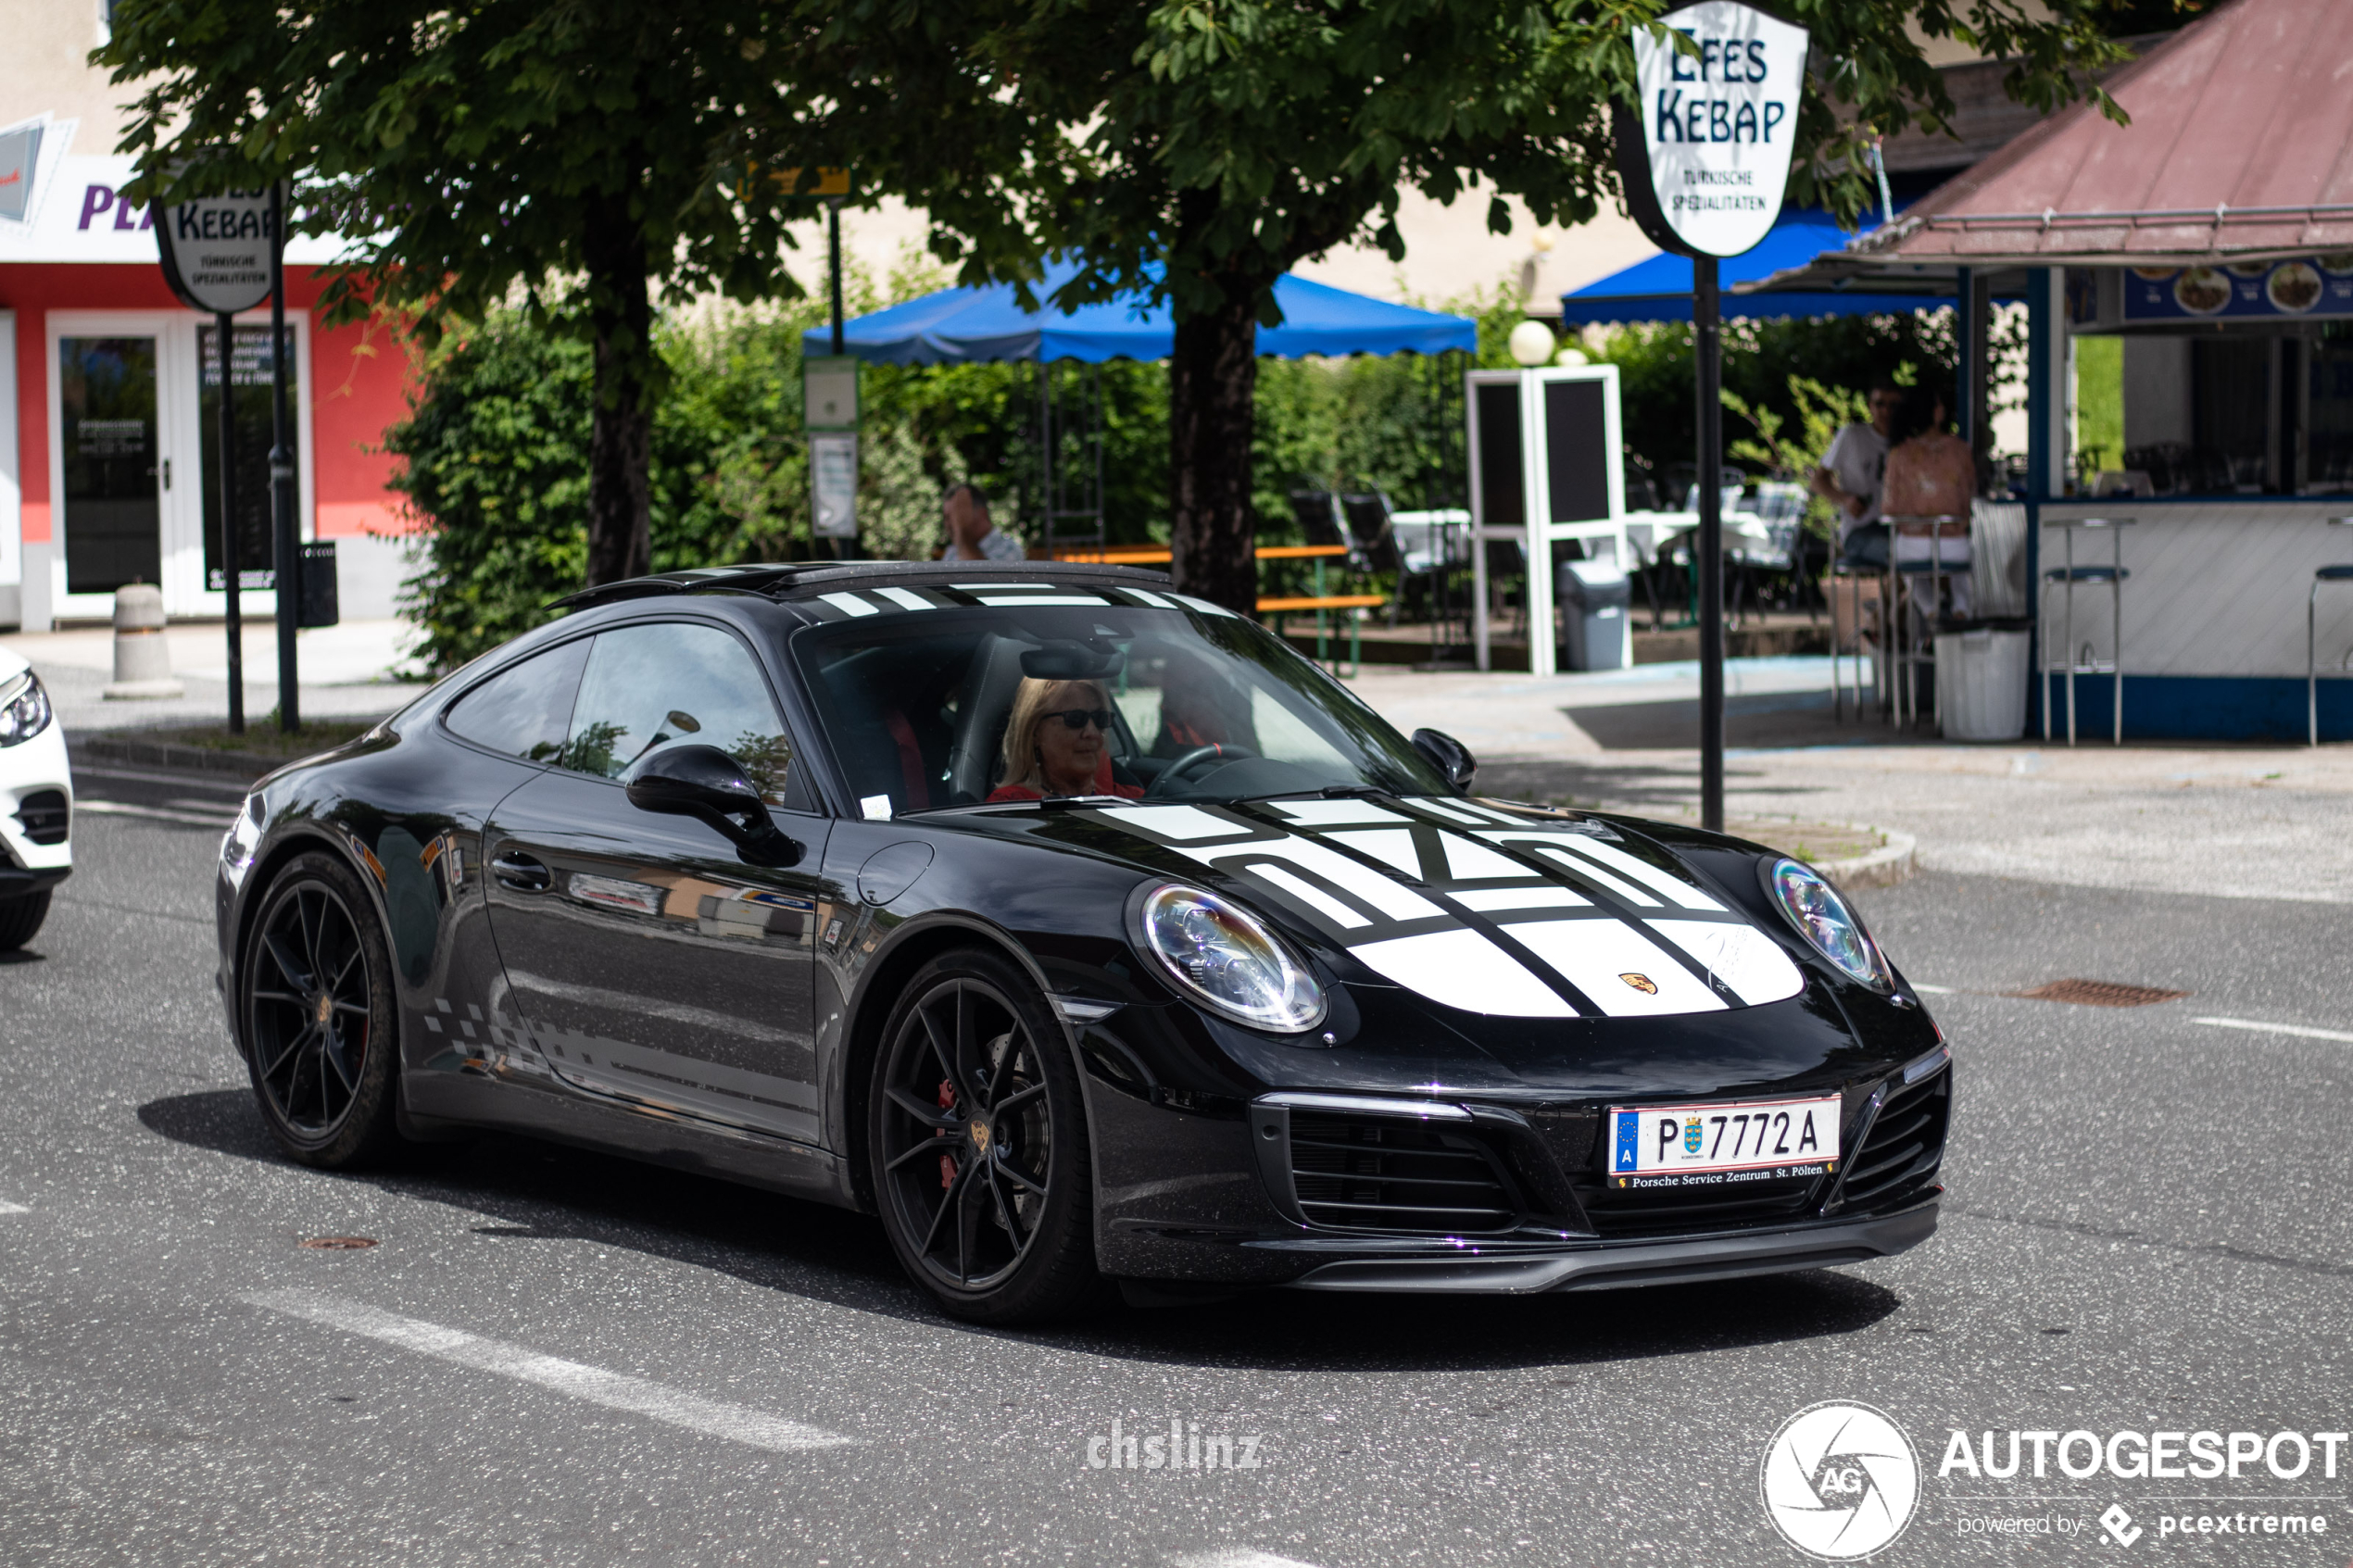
[239,852,405,1168]
[868,947,1103,1323]
[0,891,48,952]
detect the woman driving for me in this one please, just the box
[988,678,1146,802]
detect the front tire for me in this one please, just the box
[868,947,1101,1323]
[240,852,404,1168]
[0,891,49,952]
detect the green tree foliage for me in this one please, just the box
[94,0,1023,588]
[916,0,2129,612]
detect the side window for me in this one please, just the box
[443,638,589,762]
[560,622,792,802]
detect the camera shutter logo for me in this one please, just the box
[1759,1401,1919,1560]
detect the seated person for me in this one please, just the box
[987,678,1145,802]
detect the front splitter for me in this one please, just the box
[1285,1201,1936,1294]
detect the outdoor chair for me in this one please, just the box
[1340,492,1413,627]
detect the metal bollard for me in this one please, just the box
[101,583,185,700]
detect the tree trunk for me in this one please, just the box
[583,183,652,586]
[1167,286,1261,615]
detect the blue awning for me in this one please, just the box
[802,263,1478,365]
[1557,207,1936,325]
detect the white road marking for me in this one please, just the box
[1912,984,1956,995]
[74,799,233,828]
[1171,1553,1328,1568]
[242,1289,855,1453]
[0,1199,28,1214]
[2192,1015,2353,1046]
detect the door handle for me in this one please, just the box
[491,852,551,893]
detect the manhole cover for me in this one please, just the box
[2010,979,2189,1008]
[299,1236,378,1249]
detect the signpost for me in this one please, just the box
[156,178,277,735]
[1616,2,1806,832]
[772,169,862,556]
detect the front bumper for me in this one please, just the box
[0,715,72,878]
[1282,1198,1937,1293]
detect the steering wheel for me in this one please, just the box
[1144,743,1257,799]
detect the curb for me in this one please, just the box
[77,734,291,782]
[1816,827,1918,892]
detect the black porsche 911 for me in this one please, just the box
[213,560,1949,1323]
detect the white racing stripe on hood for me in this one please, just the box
[1645,920,1805,1006]
[1349,929,1576,1018]
[1096,802,1788,1021]
[1507,921,1726,1016]
[1263,799,1413,829]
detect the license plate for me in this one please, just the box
[1605,1094,1842,1187]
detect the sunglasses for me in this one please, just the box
[1047,708,1115,732]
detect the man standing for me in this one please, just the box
[942,483,1025,562]
[1811,379,1906,567]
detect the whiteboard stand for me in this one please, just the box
[1465,365,1631,678]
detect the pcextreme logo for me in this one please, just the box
[1761,1401,1921,1561]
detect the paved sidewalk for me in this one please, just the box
[1,619,424,734]
[1347,659,2353,905]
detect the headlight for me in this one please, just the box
[1135,884,1326,1033]
[0,671,52,747]
[1763,857,1891,989]
[220,793,264,891]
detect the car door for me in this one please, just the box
[480,618,832,1144]
[405,633,592,1093]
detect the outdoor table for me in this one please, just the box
[1046,542,1375,669]
[1622,508,1773,629]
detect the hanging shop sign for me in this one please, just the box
[1614,1,1809,258]
[0,123,44,223]
[804,355,860,432]
[2120,259,2353,322]
[811,433,859,539]
[155,177,278,314]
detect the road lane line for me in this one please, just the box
[1912,984,1956,995]
[241,1288,855,1454]
[1171,1554,1329,1568]
[2192,1015,2353,1045]
[0,1200,27,1214]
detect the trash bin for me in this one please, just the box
[1933,618,2032,740]
[1557,558,1631,671]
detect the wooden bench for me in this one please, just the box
[1047,543,1384,671]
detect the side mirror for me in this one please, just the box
[1411,727,1477,792]
[623,745,801,867]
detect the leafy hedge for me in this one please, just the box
[385,254,1959,671]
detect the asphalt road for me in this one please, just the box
[5,789,2351,1566]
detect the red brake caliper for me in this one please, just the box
[937,1078,957,1189]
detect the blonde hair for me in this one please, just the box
[1000,677,1110,792]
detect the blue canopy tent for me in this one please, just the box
[1557,207,1934,325]
[802,263,1477,550]
[801,263,1477,364]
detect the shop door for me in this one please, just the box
[59,336,164,596]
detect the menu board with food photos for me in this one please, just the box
[2123,258,2353,320]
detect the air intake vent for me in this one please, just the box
[1840,1068,1951,1211]
[14,790,68,847]
[1287,1110,1519,1235]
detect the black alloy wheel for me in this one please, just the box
[241,852,403,1167]
[870,948,1100,1323]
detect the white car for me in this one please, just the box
[0,646,69,950]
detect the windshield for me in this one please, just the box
[788,595,1453,814]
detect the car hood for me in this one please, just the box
[0,646,27,684]
[955,795,1807,1022]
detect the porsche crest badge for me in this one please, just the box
[1619,972,1658,995]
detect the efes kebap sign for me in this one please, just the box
[156,182,278,315]
[1615,1,1809,259]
